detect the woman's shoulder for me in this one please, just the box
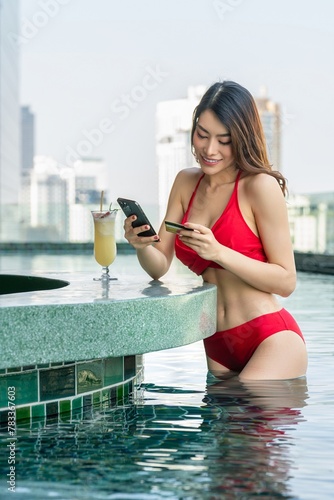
[175,167,203,182]
[173,167,203,192]
[170,168,204,210]
[242,171,285,212]
[242,171,283,196]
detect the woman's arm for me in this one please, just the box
[123,212,174,280]
[123,169,198,280]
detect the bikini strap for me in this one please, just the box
[186,173,205,211]
[235,169,242,185]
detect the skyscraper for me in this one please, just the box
[21,105,35,172]
[0,0,20,207]
[26,156,73,242]
[255,87,281,171]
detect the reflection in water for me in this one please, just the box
[0,377,308,499]
[203,376,308,498]
[141,279,172,297]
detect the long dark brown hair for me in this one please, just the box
[191,81,287,194]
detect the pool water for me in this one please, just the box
[0,255,333,499]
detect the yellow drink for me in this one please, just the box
[92,211,117,267]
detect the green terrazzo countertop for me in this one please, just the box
[0,272,217,369]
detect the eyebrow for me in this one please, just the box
[197,123,231,137]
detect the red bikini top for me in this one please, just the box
[174,171,267,275]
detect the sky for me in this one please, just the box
[17,0,334,204]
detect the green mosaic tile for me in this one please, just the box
[0,380,7,408]
[46,402,58,419]
[32,404,46,420]
[7,367,21,373]
[124,356,136,380]
[59,400,71,414]
[83,394,92,408]
[123,383,129,398]
[77,360,103,394]
[83,405,94,421]
[127,380,133,396]
[102,389,109,403]
[31,417,45,429]
[0,369,6,375]
[59,400,71,422]
[37,363,49,369]
[16,407,31,422]
[22,365,36,371]
[40,366,75,402]
[72,406,83,420]
[110,387,117,404]
[0,371,38,407]
[117,385,123,402]
[60,412,71,423]
[72,397,83,411]
[101,390,109,409]
[0,409,9,426]
[104,357,123,386]
[93,391,101,407]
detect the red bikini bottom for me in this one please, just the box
[204,308,305,372]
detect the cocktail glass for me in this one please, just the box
[91,209,118,281]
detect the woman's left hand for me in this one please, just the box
[178,223,222,263]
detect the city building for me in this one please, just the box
[21,105,35,172]
[20,155,126,243]
[73,157,109,203]
[255,86,281,171]
[71,157,111,242]
[22,156,74,241]
[0,0,20,239]
[288,191,334,254]
[0,0,21,202]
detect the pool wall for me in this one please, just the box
[1,355,143,426]
[0,272,217,425]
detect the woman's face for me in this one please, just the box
[192,109,235,173]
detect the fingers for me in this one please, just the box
[182,222,209,234]
[177,230,201,248]
[178,224,213,250]
[124,215,159,247]
[177,222,207,239]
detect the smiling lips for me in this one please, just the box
[201,155,222,165]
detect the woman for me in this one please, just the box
[123,80,307,381]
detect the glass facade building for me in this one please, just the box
[21,105,35,172]
[0,0,20,203]
[0,0,20,239]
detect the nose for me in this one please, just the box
[204,138,218,156]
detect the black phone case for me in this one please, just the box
[117,198,157,237]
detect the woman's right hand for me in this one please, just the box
[123,215,160,249]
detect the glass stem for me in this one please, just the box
[101,266,110,281]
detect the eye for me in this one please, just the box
[196,130,207,139]
[219,139,232,146]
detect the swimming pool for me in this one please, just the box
[0,255,333,499]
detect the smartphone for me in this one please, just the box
[117,197,159,238]
[165,220,194,234]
